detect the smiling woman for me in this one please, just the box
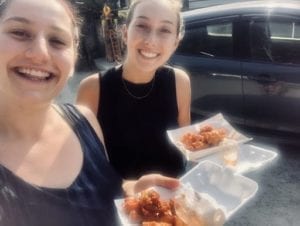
[0,0,180,226]
[76,0,192,180]
[0,0,78,104]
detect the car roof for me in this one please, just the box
[183,0,300,21]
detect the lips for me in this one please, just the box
[14,67,54,81]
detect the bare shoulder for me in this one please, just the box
[75,105,103,137]
[172,67,191,126]
[76,105,98,125]
[74,104,108,158]
[173,67,190,86]
[78,73,100,91]
[76,72,101,115]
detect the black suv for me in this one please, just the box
[170,0,300,137]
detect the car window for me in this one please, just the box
[250,20,300,65]
[177,21,233,58]
[207,23,232,37]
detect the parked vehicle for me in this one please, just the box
[170,0,300,137]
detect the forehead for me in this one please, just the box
[1,0,73,31]
[133,0,177,24]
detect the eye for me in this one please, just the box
[49,37,67,49]
[160,28,172,34]
[9,29,32,40]
[136,23,149,31]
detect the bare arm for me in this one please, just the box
[76,73,100,115]
[174,67,191,127]
[76,104,109,160]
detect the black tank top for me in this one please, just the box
[0,104,122,226]
[98,65,186,179]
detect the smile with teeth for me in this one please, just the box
[16,67,52,81]
[139,50,159,59]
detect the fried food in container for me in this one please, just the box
[122,186,225,226]
[181,125,226,151]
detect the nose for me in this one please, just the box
[143,30,158,46]
[25,35,50,64]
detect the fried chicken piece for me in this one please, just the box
[199,125,213,133]
[181,133,207,151]
[173,216,188,226]
[142,222,172,226]
[181,125,227,151]
[202,130,223,146]
[123,189,194,226]
[139,190,164,218]
[129,209,142,223]
[123,197,139,214]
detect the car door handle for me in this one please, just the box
[210,73,242,79]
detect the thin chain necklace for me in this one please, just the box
[121,73,156,100]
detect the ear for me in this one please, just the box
[68,68,74,79]
[121,24,128,44]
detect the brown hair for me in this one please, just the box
[126,0,185,39]
[0,0,83,46]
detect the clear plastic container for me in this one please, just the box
[180,160,258,220]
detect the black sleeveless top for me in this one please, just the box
[98,65,186,179]
[0,104,122,226]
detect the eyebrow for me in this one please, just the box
[3,16,70,35]
[136,16,174,26]
[3,16,30,24]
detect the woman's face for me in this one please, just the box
[123,0,180,73]
[0,0,76,104]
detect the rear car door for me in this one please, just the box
[170,16,244,123]
[241,14,300,133]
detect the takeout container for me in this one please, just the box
[114,184,226,226]
[167,113,252,161]
[200,144,278,174]
[180,160,258,219]
[115,161,258,225]
[174,184,226,226]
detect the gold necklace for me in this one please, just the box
[121,74,156,100]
